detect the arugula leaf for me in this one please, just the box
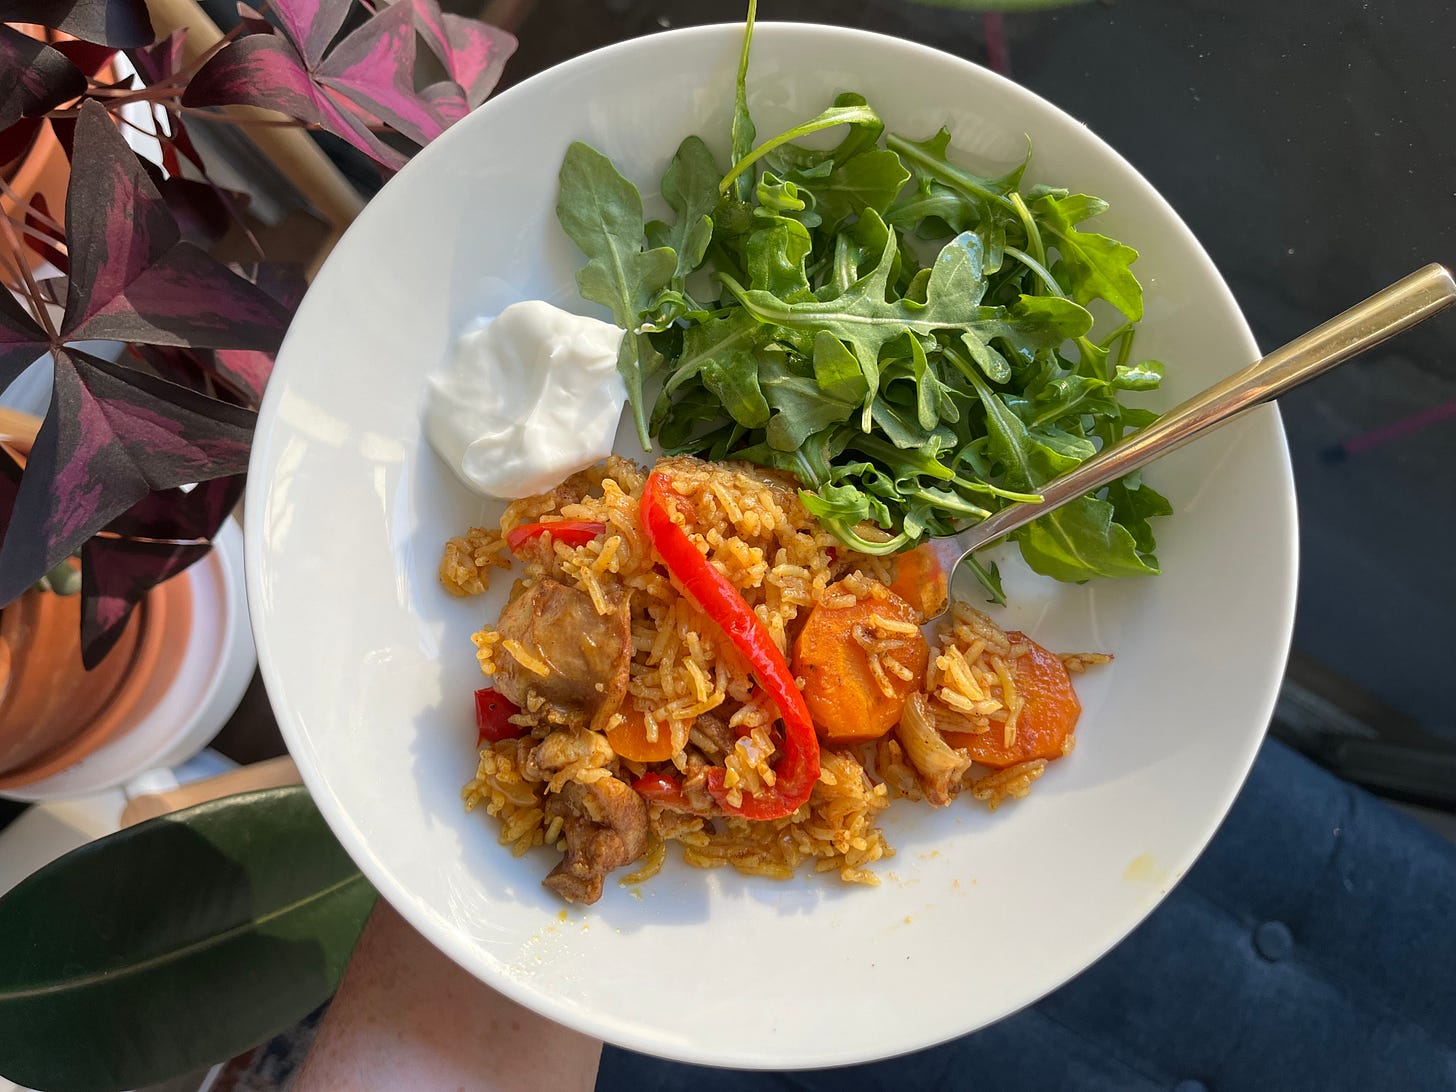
[1033,191,1143,321]
[556,141,676,447]
[1016,494,1161,581]
[554,32,1170,601]
[729,0,758,203]
[645,136,721,283]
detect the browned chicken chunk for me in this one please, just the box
[543,778,650,904]
[493,579,630,728]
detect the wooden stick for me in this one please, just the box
[120,755,302,827]
[144,0,365,250]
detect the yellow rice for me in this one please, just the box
[451,457,1104,894]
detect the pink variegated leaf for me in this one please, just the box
[413,0,516,110]
[0,345,254,607]
[184,33,409,168]
[0,24,86,131]
[80,535,210,667]
[104,473,244,542]
[418,81,467,130]
[0,289,48,390]
[315,0,447,146]
[212,349,272,405]
[0,0,155,47]
[269,0,352,68]
[58,101,288,350]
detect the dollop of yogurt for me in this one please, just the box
[423,300,626,498]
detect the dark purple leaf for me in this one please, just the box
[0,115,44,165]
[23,193,68,272]
[131,28,185,84]
[413,0,516,110]
[104,473,244,541]
[314,0,446,147]
[80,535,210,667]
[124,343,214,397]
[0,24,86,131]
[0,286,48,390]
[234,4,276,37]
[0,0,155,48]
[49,38,118,77]
[0,345,254,606]
[184,33,408,169]
[48,114,75,158]
[0,443,23,536]
[252,263,309,312]
[212,349,272,405]
[58,100,289,350]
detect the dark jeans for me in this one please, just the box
[597,740,1456,1091]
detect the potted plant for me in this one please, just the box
[0,0,514,769]
[0,0,515,1086]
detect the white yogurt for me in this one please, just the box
[423,301,626,498]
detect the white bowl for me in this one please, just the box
[245,22,1295,1068]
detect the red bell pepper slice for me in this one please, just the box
[504,520,606,552]
[631,772,693,810]
[474,687,523,744]
[639,471,820,820]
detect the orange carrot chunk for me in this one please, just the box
[792,581,929,744]
[887,544,947,621]
[606,704,676,763]
[942,633,1081,768]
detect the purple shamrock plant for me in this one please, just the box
[0,0,515,666]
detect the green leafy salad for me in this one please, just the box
[554,5,1171,600]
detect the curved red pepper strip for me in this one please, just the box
[504,520,607,552]
[639,471,820,820]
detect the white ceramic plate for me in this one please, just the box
[246,23,1296,1068]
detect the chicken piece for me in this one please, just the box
[543,778,650,904]
[897,692,972,807]
[687,712,734,760]
[493,579,630,728]
[523,726,613,781]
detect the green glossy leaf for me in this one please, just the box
[1106,474,1174,555]
[645,135,721,282]
[1015,494,1161,581]
[1113,358,1165,390]
[556,141,676,447]
[0,786,375,1092]
[1033,191,1143,321]
[761,356,856,450]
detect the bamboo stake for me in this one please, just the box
[144,0,365,255]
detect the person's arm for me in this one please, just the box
[294,901,603,1091]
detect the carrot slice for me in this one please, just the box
[887,544,947,621]
[606,704,676,763]
[942,633,1081,768]
[792,581,929,744]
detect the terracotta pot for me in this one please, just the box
[0,562,194,788]
[0,426,198,789]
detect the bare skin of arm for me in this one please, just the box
[293,902,603,1092]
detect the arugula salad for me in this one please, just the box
[554,4,1170,599]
